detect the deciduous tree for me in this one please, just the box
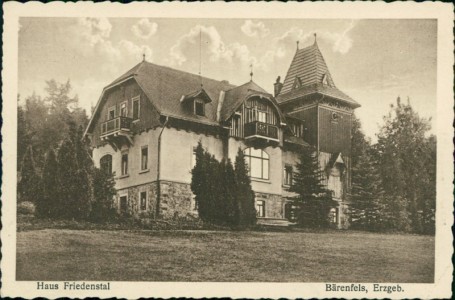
[375,97,435,233]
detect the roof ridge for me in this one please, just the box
[108,61,143,87]
[142,61,237,89]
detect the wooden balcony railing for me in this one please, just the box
[101,116,132,137]
[244,121,279,141]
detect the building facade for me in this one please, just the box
[84,39,360,228]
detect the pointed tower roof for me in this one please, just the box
[277,40,360,108]
[281,40,336,94]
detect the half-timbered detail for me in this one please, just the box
[84,38,359,228]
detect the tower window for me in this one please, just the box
[194,100,204,116]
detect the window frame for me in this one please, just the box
[119,194,128,213]
[191,194,198,211]
[244,148,270,180]
[120,101,128,117]
[256,200,265,218]
[121,152,129,176]
[140,191,147,211]
[107,106,116,120]
[141,146,148,171]
[284,164,293,186]
[232,114,241,136]
[257,109,268,123]
[132,96,140,121]
[191,146,197,170]
[194,99,205,116]
[100,154,113,175]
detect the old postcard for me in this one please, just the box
[2,1,453,299]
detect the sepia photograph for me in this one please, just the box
[2,2,453,299]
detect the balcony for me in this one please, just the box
[100,116,133,148]
[244,121,279,142]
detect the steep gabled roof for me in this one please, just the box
[86,61,237,135]
[133,61,235,125]
[220,81,268,120]
[221,81,286,123]
[277,40,360,108]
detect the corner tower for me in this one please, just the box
[276,36,360,228]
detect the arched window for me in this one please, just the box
[244,148,269,180]
[100,154,112,175]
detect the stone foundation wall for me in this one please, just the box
[159,181,197,219]
[255,192,286,219]
[117,182,158,218]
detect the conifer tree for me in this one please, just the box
[223,159,239,225]
[191,142,210,222]
[91,167,117,222]
[349,150,385,231]
[234,148,256,226]
[39,149,59,218]
[18,145,42,204]
[17,101,28,171]
[290,145,336,228]
[57,137,80,219]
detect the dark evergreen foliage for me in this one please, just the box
[223,159,240,225]
[17,101,28,170]
[348,149,385,231]
[90,168,117,222]
[290,145,336,228]
[191,143,256,227]
[39,149,59,218]
[18,145,42,203]
[56,138,80,219]
[234,148,257,226]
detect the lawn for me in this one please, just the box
[16,229,434,282]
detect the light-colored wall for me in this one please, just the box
[160,127,224,183]
[281,149,300,199]
[226,138,284,195]
[92,129,160,190]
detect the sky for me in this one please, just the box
[18,18,437,140]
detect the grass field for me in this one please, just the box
[16,229,434,282]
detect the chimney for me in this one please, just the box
[274,76,283,97]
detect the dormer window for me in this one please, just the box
[180,89,212,117]
[194,99,205,116]
[293,76,302,90]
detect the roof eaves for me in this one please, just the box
[163,112,221,127]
